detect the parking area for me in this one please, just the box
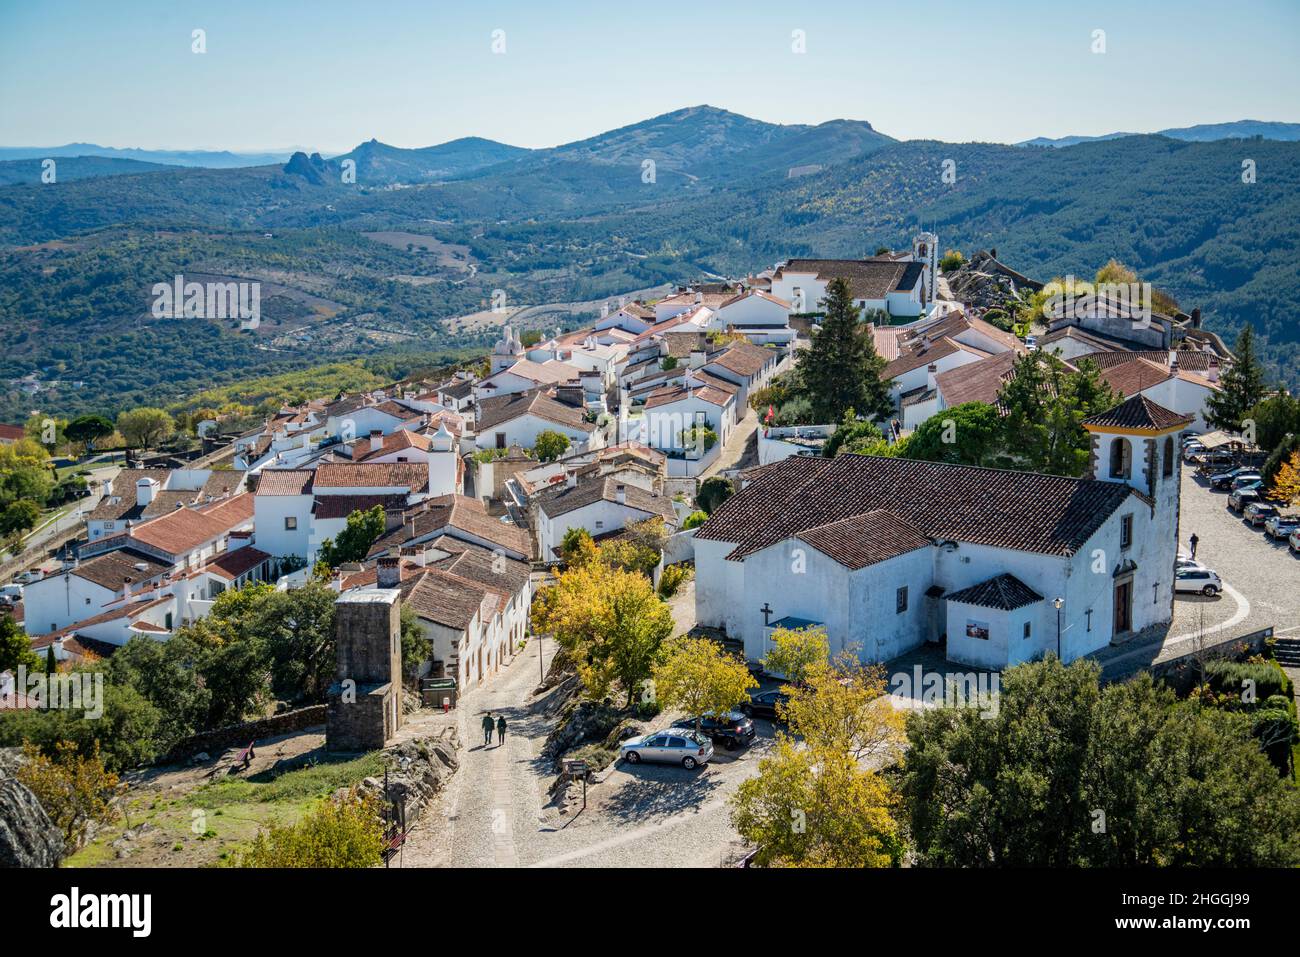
[1169,465,1300,643]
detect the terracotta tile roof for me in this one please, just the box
[126,493,254,556]
[200,470,247,499]
[775,259,925,301]
[694,454,1135,560]
[795,510,930,570]
[315,462,430,492]
[34,595,171,638]
[935,351,1022,408]
[870,324,904,362]
[535,475,676,521]
[313,494,408,520]
[883,337,979,379]
[944,573,1044,611]
[490,359,581,387]
[401,568,501,630]
[705,342,777,379]
[255,469,315,496]
[644,383,734,409]
[718,289,790,310]
[1082,394,1193,432]
[353,428,433,461]
[686,370,740,395]
[367,495,531,558]
[425,535,531,594]
[203,547,272,581]
[0,423,26,441]
[476,389,591,434]
[70,550,173,590]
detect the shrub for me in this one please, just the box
[682,510,708,530]
[16,741,119,851]
[658,563,693,598]
[1204,659,1290,703]
[229,788,386,868]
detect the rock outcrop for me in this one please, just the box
[346,727,460,828]
[0,749,65,868]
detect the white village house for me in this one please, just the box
[692,394,1189,670]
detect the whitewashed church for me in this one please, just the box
[693,394,1190,670]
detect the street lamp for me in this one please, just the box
[1053,597,1064,660]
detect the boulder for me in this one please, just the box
[0,771,64,868]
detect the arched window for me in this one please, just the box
[1109,437,1131,479]
[1162,436,1175,478]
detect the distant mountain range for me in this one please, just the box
[1018,119,1300,148]
[1,105,1297,421]
[0,143,295,168]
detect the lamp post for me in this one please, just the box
[1053,597,1064,660]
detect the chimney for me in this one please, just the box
[615,483,626,506]
[1207,356,1220,384]
[694,290,703,304]
[688,349,705,369]
[990,247,998,260]
[1190,307,1202,328]
[122,577,133,598]
[136,477,158,508]
[1168,350,1179,375]
[370,429,382,441]
[566,469,577,489]
[377,552,401,589]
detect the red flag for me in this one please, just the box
[765,404,775,423]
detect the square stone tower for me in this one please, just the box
[326,588,403,751]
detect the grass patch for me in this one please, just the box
[187,752,385,809]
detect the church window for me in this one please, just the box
[1162,436,1174,478]
[1120,514,1133,550]
[1109,437,1131,479]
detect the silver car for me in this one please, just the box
[620,729,714,769]
[1264,515,1299,540]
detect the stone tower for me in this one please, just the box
[912,232,939,305]
[326,588,404,751]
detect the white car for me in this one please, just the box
[14,570,42,585]
[0,583,22,601]
[1264,515,1299,540]
[1175,567,1223,597]
[1290,529,1300,554]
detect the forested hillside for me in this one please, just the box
[2,107,1296,422]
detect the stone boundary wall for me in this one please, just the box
[160,705,327,763]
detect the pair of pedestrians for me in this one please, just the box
[481,712,508,746]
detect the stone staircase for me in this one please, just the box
[1273,635,1300,668]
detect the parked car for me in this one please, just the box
[671,710,756,750]
[1209,466,1253,489]
[1244,501,1279,527]
[1197,451,1235,469]
[1228,488,1260,513]
[1264,515,1300,540]
[1290,529,1300,554]
[1175,567,1223,596]
[1230,473,1263,491]
[13,570,41,585]
[620,729,714,769]
[742,688,790,721]
[1175,557,1208,572]
[0,583,22,601]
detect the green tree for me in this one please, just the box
[64,414,114,450]
[400,605,433,683]
[0,498,40,536]
[1206,324,1267,431]
[903,402,1003,466]
[797,277,891,423]
[762,625,830,686]
[318,505,387,568]
[697,476,734,515]
[116,407,174,450]
[0,614,40,674]
[901,659,1300,867]
[533,429,571,463]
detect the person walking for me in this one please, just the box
[1189,533,1199,559]
[496,714,508,746]
[481,712,495,747]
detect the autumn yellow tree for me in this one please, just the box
[532,559,673,705]
[652,637,757,735]
[762,626,831,686]
[729,651,906,867]
[1268,449,1300,507]
[232,788,386,868]
[17,741,121,850]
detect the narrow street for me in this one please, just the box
[400,631,763,868]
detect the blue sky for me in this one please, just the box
[1,0,1297,151]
